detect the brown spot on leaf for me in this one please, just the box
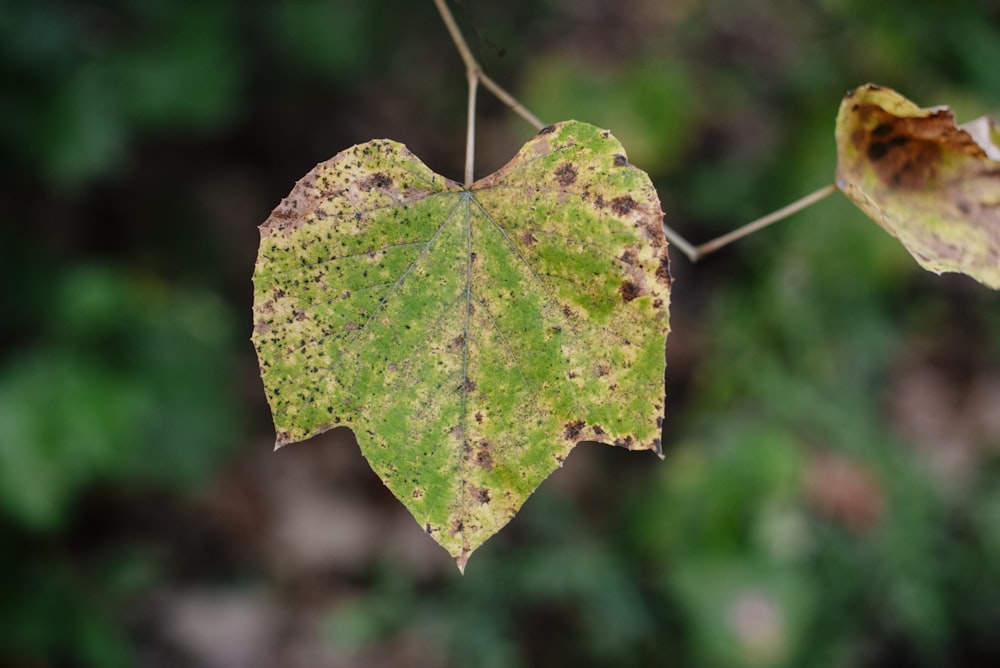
[619,280,641,302]
[593,425,605,436]
[474,411,483,423]
[476,450,494,471]
[867,142,888,161]
[450,519,464,536]
[564,419,585,440]
[872,122,894,137]
[656,255,672,282]
[463,377,477,393]
[595,362,610,377]
[293,309,307,321]
[846,103,957,190]
[262,174,322,232]
[613,154,629,167]
[253,320,272,334]
[471,486,490,504]
[345,322,360,331]
[449,335,465,352]
[638,210,665,242]
[521,230,538,246]
[555,162,578,186]
[362,172,392,190]
[472,440,494,471]
[539,125,556,134]
[412,488,424,499]
[620,248,638,265]
[611,196,636,216]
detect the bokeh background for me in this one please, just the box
[2,0,1000,666]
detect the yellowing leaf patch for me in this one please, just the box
[835,84,1000,289]
[252,121,670,570]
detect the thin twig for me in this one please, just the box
[433,0,478,75]
[434,0,544,133]
[479,72,545,130]
[690,183,838,261]
[465,72,478,186]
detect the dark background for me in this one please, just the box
[2,0,999,666]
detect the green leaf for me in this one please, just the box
[835,84,1000,289]
[252,121,670,570]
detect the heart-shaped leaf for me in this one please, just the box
[835,84,1000,289]
[252,121,671,570]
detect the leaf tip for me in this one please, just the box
[455,551,470,575]
[273,431,294,452]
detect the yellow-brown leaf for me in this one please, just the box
[835,84,1000,289]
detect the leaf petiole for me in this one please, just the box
[434,0,544,186]
[465,70,478,186]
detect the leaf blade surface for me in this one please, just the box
[252,121,670,569]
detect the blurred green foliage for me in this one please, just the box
[1,0,999,666]
[0,262,240,666]
[0,265,238,528]
[0,0,243,186]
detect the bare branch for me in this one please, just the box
[479,72,545,131]
[692,184,838,260]
[433,0,478,75]
[434,0,544,133]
